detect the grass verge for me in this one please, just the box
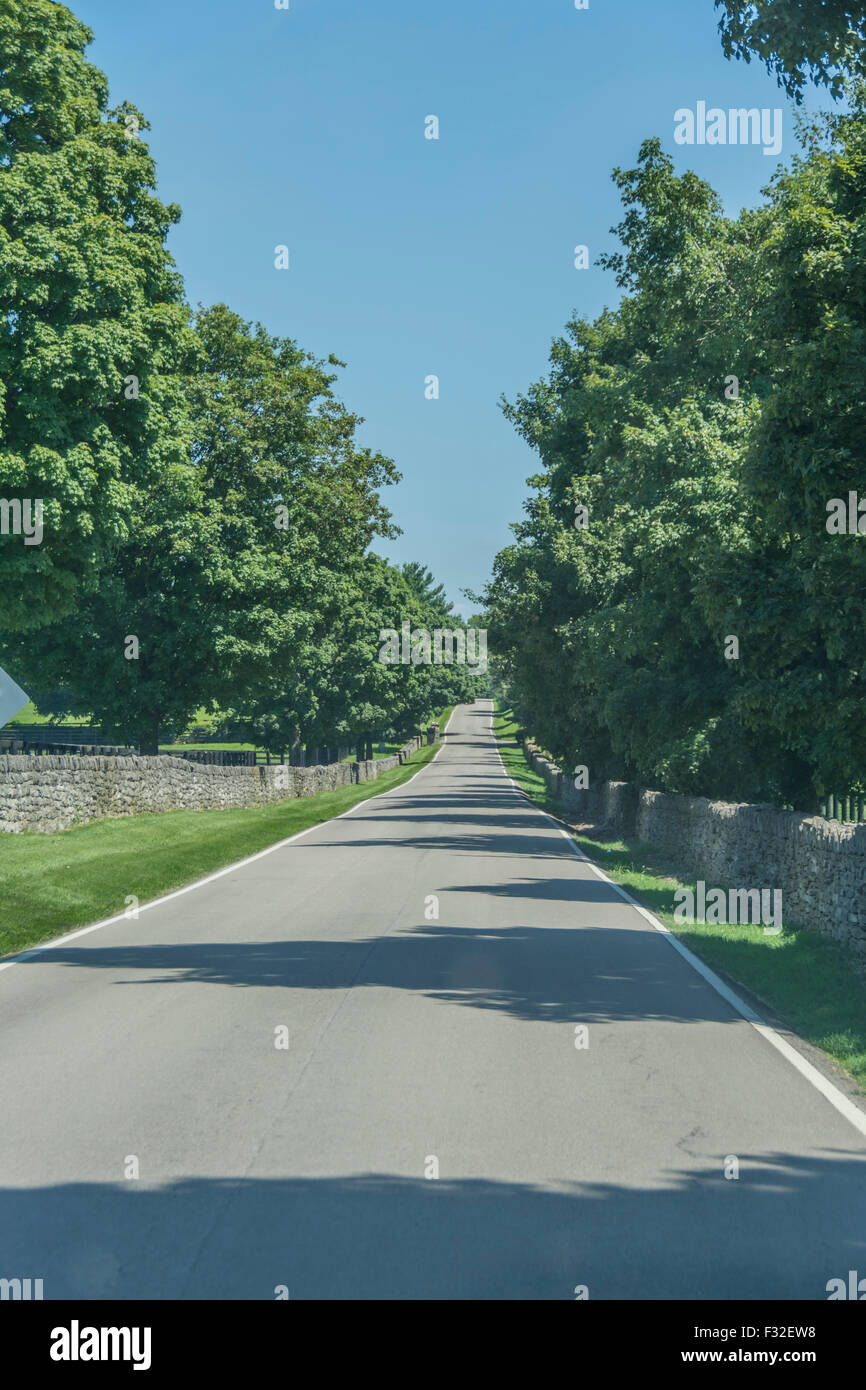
[493,701,866,1091]
[0,742,439,960]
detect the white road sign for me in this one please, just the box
[0,664,30,728]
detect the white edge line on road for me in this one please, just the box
[0,709,457,977]
[491,710,866,1140]
[336,706,452,818]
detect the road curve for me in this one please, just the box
[0,699,864,1300]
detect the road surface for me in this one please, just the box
[1,699,864,1299]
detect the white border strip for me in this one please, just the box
[0,711,455,977]
[491,709,866,1139]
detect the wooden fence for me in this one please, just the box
[0,736,135,757]
[0,735,392,768]
[820,793,866,824]
[0,725,440,770]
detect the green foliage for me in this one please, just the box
[238,552,482,751]
[401,560,452,617]
[0,0,196,628]
[486,105,866,809]
[3,300,459,752]
[0,1,493,752]
[3,294,476,751]
[715,0,866,100]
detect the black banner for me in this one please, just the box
[1,1300,860,1375]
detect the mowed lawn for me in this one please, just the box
[0,744,439,959]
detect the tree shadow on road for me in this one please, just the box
[0,1150,864,1299]
[16,918,777,1026]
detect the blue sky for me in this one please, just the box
[74,0,824,614]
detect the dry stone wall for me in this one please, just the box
[0,734,428,835]
[522,738,866,963]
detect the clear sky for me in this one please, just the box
[74,0,822,614]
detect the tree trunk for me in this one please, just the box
[138,715,160,757]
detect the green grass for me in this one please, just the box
[493,700,866,1091]
[0,742,439,960]
[493,705,559,813]
[6,702,87,727]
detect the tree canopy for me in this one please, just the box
[714,1,866,100]
[0,0,196,629]
[0,5,481,753]
[485,100,866,808]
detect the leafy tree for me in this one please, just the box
[400,560,452,617]
[487,141,773,799]
[693,99,866,797]
[485,122,866,808]
[240,552,482,755]
[0,0,196,631]
[714,0,866,100]
[0,2,483,757]
[5,305,401,752]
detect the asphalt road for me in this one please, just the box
[1,699,864,1300]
